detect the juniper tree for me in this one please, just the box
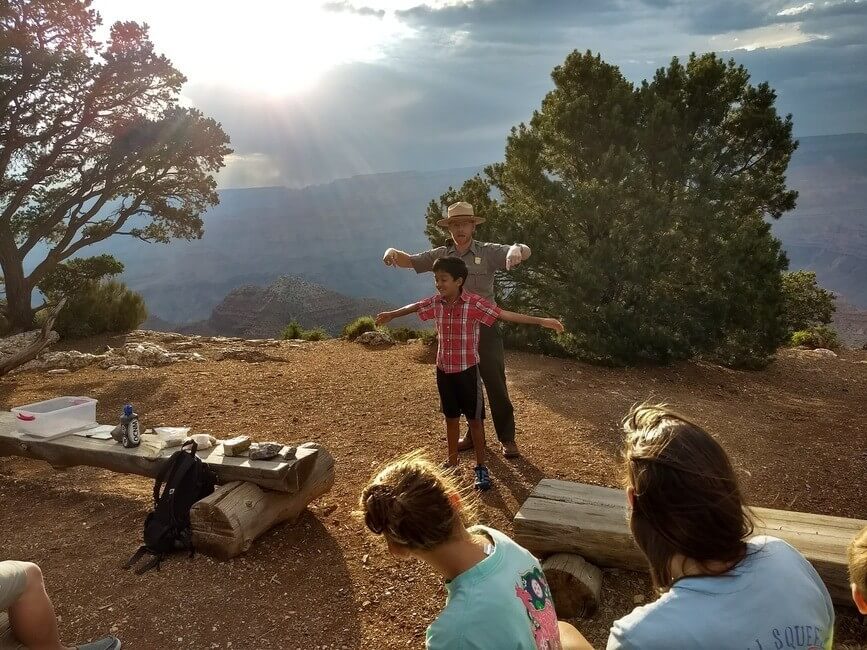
[0,0,231,331]
[427,51,797,366]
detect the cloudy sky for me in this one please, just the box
[93,0,867,188]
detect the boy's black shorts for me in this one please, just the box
[436,365,485,421]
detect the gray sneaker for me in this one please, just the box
[76,636,121,650]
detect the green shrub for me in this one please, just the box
[790,325,840,350]
[707,329,776,370]
[387,326,437,342]
[281,321,304,340]
[342,317,435,343]
[301,327,329,341]
[281,321,329,341]
[502,325,574,360]
[781,271,836,333]
[342,316,376,340]
[52,279,147,339]
[385,326,437,344]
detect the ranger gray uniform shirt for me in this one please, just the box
[409,241,511,302]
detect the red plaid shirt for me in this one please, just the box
[416,291,501,373]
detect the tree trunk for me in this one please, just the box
[3,290,36,333]
[0,237,35,332]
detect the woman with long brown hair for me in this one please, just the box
[607,404,834,649]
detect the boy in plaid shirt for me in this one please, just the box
[376,256,563,490]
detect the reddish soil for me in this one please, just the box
[1,336,865,649]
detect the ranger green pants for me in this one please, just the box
[478,324,516,443]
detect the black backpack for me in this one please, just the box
[124,440,216,574]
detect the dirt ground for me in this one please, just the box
[1,335,866,649]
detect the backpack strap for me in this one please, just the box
[123,546,163,575]
[124,546,149,571]
[134,554,162,575]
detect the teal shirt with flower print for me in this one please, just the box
[426,526,562,650]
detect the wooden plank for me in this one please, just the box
[514,479,865,608]
[0,412,315,493]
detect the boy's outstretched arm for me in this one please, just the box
[375,303,420,325]
[498,309,564,332]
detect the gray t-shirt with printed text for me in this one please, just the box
[607,536,834,650]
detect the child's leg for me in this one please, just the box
[445,418,461,466]
[468,418,486,466]
[437,367,462,466]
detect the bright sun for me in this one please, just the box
[94,1,412,95]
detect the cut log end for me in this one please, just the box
[542,553,602,618]
[191,444,335,559]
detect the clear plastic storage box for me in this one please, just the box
[11,397,98,437]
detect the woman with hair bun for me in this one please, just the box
[360,452,592,650]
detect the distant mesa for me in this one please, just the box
[151,274,421,338]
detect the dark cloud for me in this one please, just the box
[396,0,629,29]
[637,0,867,39]
[778,1,867,46]
[776,0,867,23]
[323,1,385,18]
[733,37,867,136]
[664,0,784,34]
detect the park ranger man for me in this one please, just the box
[382,201,531,458]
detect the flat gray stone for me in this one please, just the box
[249,442,283,460]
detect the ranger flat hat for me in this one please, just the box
[436,201,486,227]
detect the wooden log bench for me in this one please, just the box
[514,479,865,608]
[0,411,314,492]
[0,412,335,558]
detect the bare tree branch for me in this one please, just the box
[0,297,66,376]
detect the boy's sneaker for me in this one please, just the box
[474,464,492,491]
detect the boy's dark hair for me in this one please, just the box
[432,256,468,290]
[622,404,753,591]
